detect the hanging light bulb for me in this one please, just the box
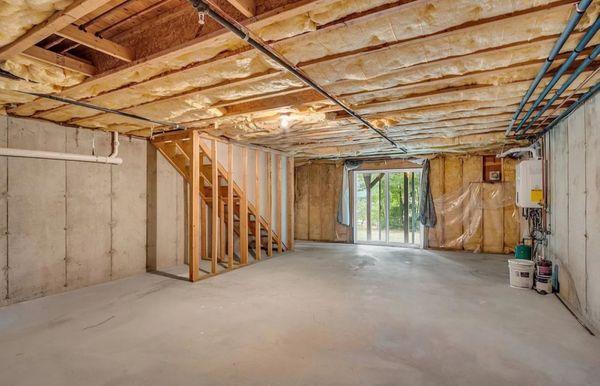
[280,114,290,130]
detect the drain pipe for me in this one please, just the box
[0,131,123,165]
[514,17,600,133]
[506,0,594,134]
[187,0,405,152]
[518,43,600,136]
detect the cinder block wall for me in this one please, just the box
[0,116,184,306]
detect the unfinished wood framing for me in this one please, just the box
[150,130,289,282]
[266,152,273,256]
[211,139,218,274]
[227,143,234,268]
[254,151,261,261]
[276,155,283,253]
[240,147,249,265]
[188,130,200,282]
[55,24,134,62]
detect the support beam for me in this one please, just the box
[240,147,249,264]
[188,131,200,282]
[220,198,226,262]
[266,152,273,256]
[287,157,294,251]
[22,46,97,76]
[227,143,234,268]
[200,196,207,260]
[276,155,283,253]
[0,0,113,60]
[225,0,255,17]
[211,139,218,273]
[56,24,135,62]
[255,150,261,260]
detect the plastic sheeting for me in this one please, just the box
[428,182,519,253]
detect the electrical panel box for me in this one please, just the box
[516,159,543,208]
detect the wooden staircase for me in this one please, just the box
[151,130,288,282]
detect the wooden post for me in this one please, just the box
[255,151,261,260]
[211,139,218,274]
[200,197,207,260]
[188,131,200,282]
[240,147,249,264]
[227,143,234,268]
[287,156,294,251]
[220,195,226,263]
[276,154,283,253]
[266,152,273,256]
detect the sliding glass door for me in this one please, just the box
[354,170,421,246]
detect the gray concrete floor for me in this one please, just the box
[0,242,599,385]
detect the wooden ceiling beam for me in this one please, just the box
[55,24,134,62]
[0,0,114,60]
[224,0,256,18]
[21,46,97,76]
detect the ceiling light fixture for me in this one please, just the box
[280,114,290,130]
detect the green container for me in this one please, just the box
[515,244,532,260]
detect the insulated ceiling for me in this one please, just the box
[0,0,599,159]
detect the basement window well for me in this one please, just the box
[353,170,423,247]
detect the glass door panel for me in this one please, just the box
[355,172,387,243]
[354,170,421,246]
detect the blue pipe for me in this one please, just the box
[534,80,600,138]
[514,17,600,133]
[506,0,594,134]
[519,43,600,135]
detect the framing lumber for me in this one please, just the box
[189,130,200,282]
[211,139,218,273]
[21,46,97,76]
[220,199,226,262]
[254,150,261,260]
[225,0,255,17]
[56,24,135,62]
[12,0,340,115]
[227,143,234,268]
[266,152,273,256]
[201,196,207,260]
[287,157,294,251]
[240,147,249,264]
[0,0,113,60]
[276,154,283,253]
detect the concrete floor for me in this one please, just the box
[0,242,599,386]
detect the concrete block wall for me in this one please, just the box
[0,116,184,306]
[545,91,600,333]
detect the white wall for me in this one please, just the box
[545,92,600,332]
[0,116,184,306]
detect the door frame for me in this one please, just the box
[352,168,423,248]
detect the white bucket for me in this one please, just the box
[508,259,535,289]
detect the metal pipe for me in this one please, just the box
[506,0,594,134]
[536,79,600,137]
[519,43,600,135]
[187,0,405,152]
[514,17,600,133]
[0,132,123,164]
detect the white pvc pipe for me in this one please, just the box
[0,132,122,165]
[496,146,540,160]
